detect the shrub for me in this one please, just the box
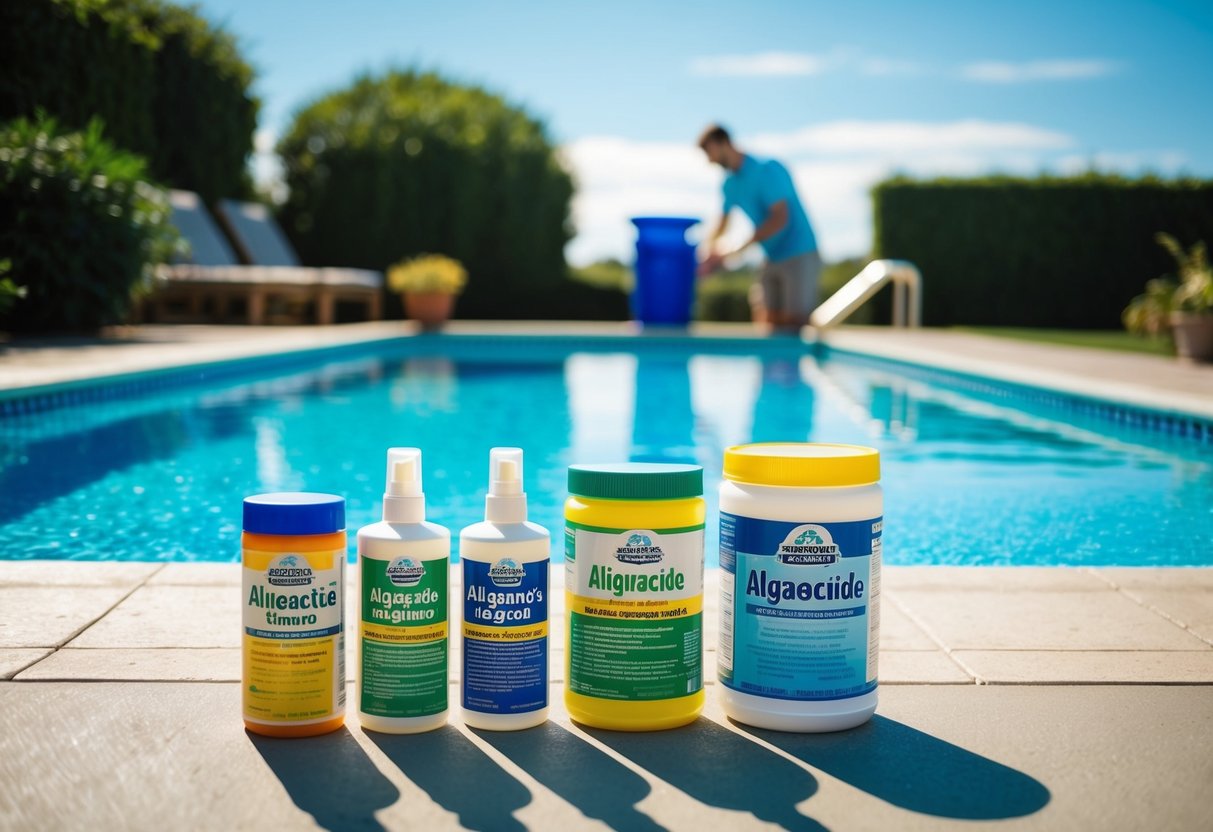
[872,173,1213,328]
[0,0,257,202]
[276,69,574,319]
[0,114,179,332]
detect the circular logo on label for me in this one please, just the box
[385,557,425,586]
[267,554,314,586]
[615,530,664,565]
[488,558,525,587]
[777,524,840,565]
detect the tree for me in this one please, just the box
[276,70,575,318]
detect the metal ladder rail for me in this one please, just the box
[809,259,922,329]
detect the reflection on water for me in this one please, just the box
[1,341,1210,565]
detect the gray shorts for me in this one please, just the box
[749,250,823,317]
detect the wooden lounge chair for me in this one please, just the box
[149,190,382,325]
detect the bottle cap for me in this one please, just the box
[567,463,703,501]
[243,492,345,535]
[723,443,880,487]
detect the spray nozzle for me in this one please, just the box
[485,447,527,523]
[386,448,422,497]
[490,448,523,497]
[382,447,425,522]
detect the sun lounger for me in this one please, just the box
[150,191,382,325]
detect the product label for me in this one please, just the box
[360,556,448,718]
[566,522,704,701]
[242,548,345,725]
[462,558,548,715]
[719,513,881,701]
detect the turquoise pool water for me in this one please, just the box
[2,335,1211,565]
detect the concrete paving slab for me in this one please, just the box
[1092,567,1213,590]
[0,562,160,587]
[879,651,973,684]
[0,586,131,648]
[883,566,1106,592]
[69,586,239,648]
[0,648,52,680]
[1,682,1210,831]
[1114,590,1213,645]
[147,563,240,586]
[953,650,1213,684]
[17,648,242,682]
[878,601,938,650]
[895,589,1208,651]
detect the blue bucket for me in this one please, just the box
[630,216,699,326]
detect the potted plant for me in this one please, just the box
[387,254,467,330]
[1123,233,1213,362]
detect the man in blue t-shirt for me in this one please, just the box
[696,124,822,329]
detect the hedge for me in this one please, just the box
[871,174,1213,328]
[0,114,180,332]
[276,70,576,319]
[0,0,257,202]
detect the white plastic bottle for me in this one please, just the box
[459,448,551,730]
[718,443,882,732]
[357,447,450,734]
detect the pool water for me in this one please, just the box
[2,336,1211,565]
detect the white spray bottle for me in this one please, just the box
[459,447,551,730]
[357,447,450,734]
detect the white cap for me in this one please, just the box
[382,447,425,523]
[485,447,527,523]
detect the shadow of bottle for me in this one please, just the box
[248,727,398,832]
[366,725,531,832]
[586,717,827,832]
[738,715,1051,820]
[475,722,668,832]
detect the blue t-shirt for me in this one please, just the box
[723,155,817,262]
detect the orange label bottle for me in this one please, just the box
[242,492,347,737]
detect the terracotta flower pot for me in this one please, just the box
[404,291,455,331]
[1171,312,1213,363]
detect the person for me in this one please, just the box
[696,124,822,329]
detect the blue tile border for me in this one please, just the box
[817,343,1213,444]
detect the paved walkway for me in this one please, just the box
[2,562,1211,831]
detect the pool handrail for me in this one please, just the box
[810,259,922,329]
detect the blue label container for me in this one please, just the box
[630,216,699,326]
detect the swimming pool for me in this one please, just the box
[2,334,1211,565]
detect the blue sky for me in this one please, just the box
[197,0,1213,263]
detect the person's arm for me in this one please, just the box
[718,200,787,261]
[697,212,731,276]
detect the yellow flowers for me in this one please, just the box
[387,254,468,295]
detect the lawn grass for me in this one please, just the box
[954,327,1175,356]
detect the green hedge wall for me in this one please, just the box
[871,174,1213,328]
[0,0,257,202]
[276,70,575,319]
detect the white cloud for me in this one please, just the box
[688,51,831,77]
[962,59,1120,83]
[748,119,1073,156]
[562,121,1186,267]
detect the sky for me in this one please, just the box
[196,0,1213,265]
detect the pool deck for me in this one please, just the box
[2,323,1212,830]
[2,562,1211,831]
